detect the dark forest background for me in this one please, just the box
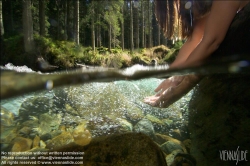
[0,0,182,70]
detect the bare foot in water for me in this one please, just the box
[144,75,202,108]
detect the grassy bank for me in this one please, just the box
[2,35,183,71]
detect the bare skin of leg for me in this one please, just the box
[144,75,202,108]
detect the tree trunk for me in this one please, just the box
[0,0,3,59]
[63,0,68,40]
[67,0,72,40]
[141,1,145,48]
[113,27,115,48]
[121,2,124,50]
[97,14,100,47]
[161,30,167,45]
[39,0,45,36]
[22,0,34,53]
[0,0,3,36]
[108,23,111,51]
[9,0,14,33]
[91,9,95,51]
[158,24,161,46]
[56,1,60,40]
[130,0,133,54]
[98,14,102,47]
[135,5,139,49]
[74,0,79,45]
[148,0,152,48]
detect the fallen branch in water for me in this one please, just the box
[1,54,250,100]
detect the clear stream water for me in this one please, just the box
[0,55,250,163]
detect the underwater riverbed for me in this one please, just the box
[1,63,193,165]
[1,57,250,165]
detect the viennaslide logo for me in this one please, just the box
[219,146,248,165]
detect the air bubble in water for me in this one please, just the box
[46,80,54,90]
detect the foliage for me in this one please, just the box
[34,35,133,68]
[32,0,50,36]
[34,35,84,68]
[3,35,25,65]
[131,51,151,65]
[2,0,165,50]
[163,40,184,64]
[152,45,169,59]
[81,48,103,66]
[2,35,37,67]
[1,0,187,71]
[173,40,184,50]
[2,0,172,68]
[3,34,183,69]
[103,0,123,43]
[3,35,24,57]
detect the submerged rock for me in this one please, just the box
[0,126,18,149]
[39,140,46,148]
[66,83,144,120]
[165,149,183,166]
[9,133,167,166]
[182,139,192,154]
[167,152,196,166]
[1,107,15,127]
[118,118,133,131]
[86,115,132,137]
[72,122,92,146]
[46,122,92,150]
[189,74,250,166]
[11,137,33,152]
[134,118,155,138]
[162,118,174,128]
[18,126,32,137]
[36,113,62,135]
[18,97,54,122]
[36,57,58,72]
[61,132,167,166]
[32,135,40,148]
[146,114,166,133]
[153,133,186,152]
[0,107,18,149]
[19,112,62,137]
[160,141,183,155]
[46,131,74,150]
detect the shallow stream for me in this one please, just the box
[1,55,250,165]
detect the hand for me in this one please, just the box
[144,76,185,107]
[144,75,201,108]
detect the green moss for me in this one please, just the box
[34,35,84,68]
[145,114,165,126]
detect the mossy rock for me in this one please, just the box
[18,96,54,122]
[56,133,167,166]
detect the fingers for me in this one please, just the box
[143,95,160,107]
[144,91,171,108]
[145,86,187,108]
[156,75,201,107]
[144,75,202,108]
[144,95,159,101]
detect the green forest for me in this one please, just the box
[0,0,183,71]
